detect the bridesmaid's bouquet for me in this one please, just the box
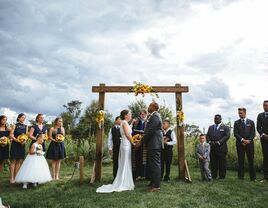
[17,134,28,144]
[55,134,65,142]
[0,136,10,147]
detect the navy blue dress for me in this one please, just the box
[10,123,27,160]
[46,128,66,160]
[30,124,47,151]
[0,130,10,160]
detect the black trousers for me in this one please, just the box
[148,149,161,188]
[112,147,120,179]
[236,143,256,180]
[161,147,173,179]
[210,148,227,179]
[261,139,268,179]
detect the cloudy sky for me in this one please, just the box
[1,0,268,130]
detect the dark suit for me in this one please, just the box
[257,112,268,179]
[234,119,256,180]
[206,123,230,179]
[143,111,163,188]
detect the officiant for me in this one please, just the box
[132,110,149,180]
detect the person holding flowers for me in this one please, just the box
[46,117,66,180]
[9,113,28,183]
[0,115,10,173]
[29,113,48,152]
[15,133,52,189]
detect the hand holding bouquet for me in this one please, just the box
[55,134,65,142]
[17,134,28,144]
[0,136,10,147]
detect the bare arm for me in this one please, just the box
[49,127,56,142]
[9,125,17,142]
[122,122,135,145]
[29,127,36,141]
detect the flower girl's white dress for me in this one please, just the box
[15,143,52,184]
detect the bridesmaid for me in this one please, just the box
[46,117,66,180]
[0,115,10,173]
[9,113,28,184]
[29,113,48,151]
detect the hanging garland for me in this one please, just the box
[130,82,159,98]
[96,110,105,129]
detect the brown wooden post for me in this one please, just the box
[175,84,186,180]
[79,156,84,184]
[95,83,105,182]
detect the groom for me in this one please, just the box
[143,101,163,192]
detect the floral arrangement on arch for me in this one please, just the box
[130,82,159,98]
[96,110,105,129]
[177,111,185,127]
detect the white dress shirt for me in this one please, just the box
[163,127,177,146]
[107,125,120,150]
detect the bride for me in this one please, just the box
[96,109,136,193]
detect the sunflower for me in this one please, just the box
[0,136,10,146]
[132,134,143,144]
[17,134,28,144]
[55,134,65,142]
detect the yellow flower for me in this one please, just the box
[132,134,143,144]
[55,134,65,142]
[0,136,10,146]
[17,134,28,144]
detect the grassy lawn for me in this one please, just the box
[1,164,268,208]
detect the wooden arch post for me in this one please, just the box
[92,83,189,182]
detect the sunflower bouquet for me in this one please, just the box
[44,134,49,141]
[130,82,158,98]
[96,110,105,129]
[132,134,143,144]
[0,136,10,147]
[55,134,64,142]
[17,134,28,144]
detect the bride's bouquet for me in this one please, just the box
[55,134,65,142]
[0,136,10,147]
[17,134,28,144]
[132,134,143,145]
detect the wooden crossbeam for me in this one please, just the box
[92,85,189,93]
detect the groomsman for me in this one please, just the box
[107,116,121,179]
[206,114,230,179]
[257,100,268,182]
[234,108,256,181]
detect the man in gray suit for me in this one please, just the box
[143,102,163,192]
[196,134,212,181]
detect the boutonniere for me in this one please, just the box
[220,129,225,132]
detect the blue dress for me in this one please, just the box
[46,128,66,160]
[30,124,47,151]
[0,130,10,160]
[10,123,27,160]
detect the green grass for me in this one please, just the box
[1,164,268,208]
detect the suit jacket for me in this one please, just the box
[143,111,163,150]
[206,123,230,153]
[196,143,210,162]
[234,119,255,146]
[257,112,268,137]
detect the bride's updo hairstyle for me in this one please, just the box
[120,109,129,120]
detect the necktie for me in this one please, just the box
[214,124,218,135]
[242,119,246,128]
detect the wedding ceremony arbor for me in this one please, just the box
[91,83,189,182]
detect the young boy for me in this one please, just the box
[196,134,212,181]
[161,119,177,181]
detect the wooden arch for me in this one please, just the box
[91,83,189,182]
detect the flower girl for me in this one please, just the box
[15,133,52,189]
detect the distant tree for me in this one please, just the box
[158,104,176,125]
[128,100,147,119]
[61,100,82,134]
[185,124,202,138]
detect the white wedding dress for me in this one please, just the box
[96,120,134,193]
[15,143,52,184]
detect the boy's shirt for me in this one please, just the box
[196,142,211,162]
